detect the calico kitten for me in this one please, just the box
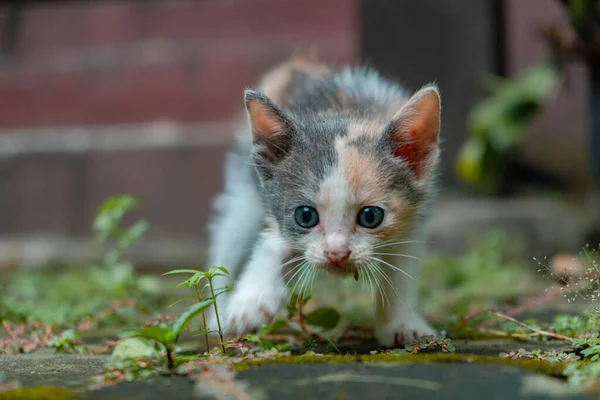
[205,54,441,347]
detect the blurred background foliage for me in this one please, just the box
[456,0,600,195]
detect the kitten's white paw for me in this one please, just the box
[375,313,436,348]
[220,286,285,336]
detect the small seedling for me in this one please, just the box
[93,195,149,270]
[163,267,232,353]
[134,298,215,369]
[47,329,82,354]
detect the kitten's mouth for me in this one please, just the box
[323,262,359,280]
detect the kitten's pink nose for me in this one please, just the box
[325,248,351,263]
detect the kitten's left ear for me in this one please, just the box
[245,89,294,164]
[383,84,441,179]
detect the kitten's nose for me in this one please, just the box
[325,248,351,263]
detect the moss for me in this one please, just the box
[0,386,80,400]
[232,353,567,377]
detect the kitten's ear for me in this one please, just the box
[245,89,293,163]
[383,84,441,178]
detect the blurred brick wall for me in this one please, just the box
[0,0,357,127]
[0,0,359,243]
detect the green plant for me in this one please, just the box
[420,229,540,321]
[551,315,591,338]
[564,337,600,388]
[134,299,215,369]
[47,329,82,354]
[93,195,149,281]
[163,267,232,353]
[0,195,161,327]
[455,63,560,194]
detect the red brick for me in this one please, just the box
[12,153,77,234]
[19,0,358,53]
[0,35,355,127]
[82,146,228,237]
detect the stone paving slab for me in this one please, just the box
[0,354,107,388]
[89,363,590,400]
[0,339,589,399]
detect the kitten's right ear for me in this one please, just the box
[245,89,293,163]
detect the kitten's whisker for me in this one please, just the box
[304,266,319,301]
[294,263,313,302]
[369,264,385,304]
[369,256,414,280]
[362,264,375,301]
[280,255,306,269]
[300,265,316,303]
[365,264,381,305]
[371,252,421,262]
[371,263,401,304]
[369,262,389,307]
[287,262,308,291]
[373,240,430,249]
[282,262,305,280]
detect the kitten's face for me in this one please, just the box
[245,86,440,278]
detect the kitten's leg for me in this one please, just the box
[206,140,264,299]
[374,241,435,347]
[204,140,264,334]
[220,229,290,336]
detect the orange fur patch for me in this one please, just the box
[336,137,415,240]
[257,56,330,107]
[336,137,381,205]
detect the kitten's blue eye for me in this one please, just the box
[357,206,384,229]
[294,206,319,228]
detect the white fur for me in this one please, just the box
[374,240,435,347]
[205,136,264,308]
[212,229,290,336]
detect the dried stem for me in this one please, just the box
[489,311,574,341]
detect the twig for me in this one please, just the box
[479,328,546,339]
[489,311,574,341]
[461,308,496,323]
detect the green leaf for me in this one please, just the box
[213,287,232,297]
[216,267,230,275]
[103,248,120,267]
[118,220,149,248]
[174,273,204,288]
[304,306,340,330]
[163,269,205,276]
[135,326,173,346]
[172,299,214,340]
[259,319,287,335]
[112,337,159,359]
[93,195,140,240]
[167,296,198,308]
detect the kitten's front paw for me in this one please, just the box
[221,286,285,337]
[375,314,436,348]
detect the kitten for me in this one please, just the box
[205,54,441,347]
